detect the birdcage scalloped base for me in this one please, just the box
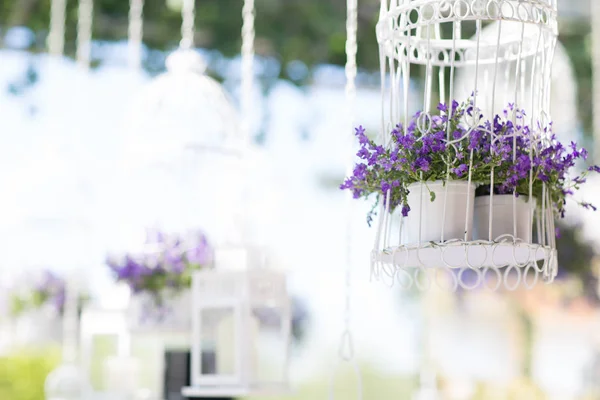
[372,239,557,291]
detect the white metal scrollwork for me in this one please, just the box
[371,0,559,291]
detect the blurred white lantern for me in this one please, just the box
[182,247,291,397]
[79,306,138,396]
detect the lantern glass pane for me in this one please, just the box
[253,306,287,385]
[199,307,237,376]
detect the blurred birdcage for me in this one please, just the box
[124,49,240,165]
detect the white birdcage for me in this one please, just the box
[182,247,291,397]
[370,0,559,291]
[124,48,240,164]
[123,0,239,166]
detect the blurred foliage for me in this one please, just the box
[248,363,417,400]
[0,0,382,80]
[0,346,61,400]
[89,334,118,390]
[555,220,599,303]
[560,23,593,142]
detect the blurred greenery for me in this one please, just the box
[0,346,61,400]
[0,0,381,79]
[89,334,118,390]
[248,363,417,400]
[555,221,599,303]
[560,24,593,144]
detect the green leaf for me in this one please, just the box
[430,191,436,202]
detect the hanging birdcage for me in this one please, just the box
[344,0,586,291]
[124,48,240,163]
[119,0,244,246]
[122,0,240,169]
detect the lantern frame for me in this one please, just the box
[183,248,292,397]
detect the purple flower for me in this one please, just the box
[356,147,370,159]
[451,100,459,114]
[401,204,411,217]
[353,163,367,180]
[582,202,597,211]
[355,126,369,145]
[414,157,430,172]
[453,164,468,177]
[381,181,391,193]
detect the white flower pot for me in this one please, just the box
[403,180,475,244]
[128,290,191,332]
[473,194,534,242]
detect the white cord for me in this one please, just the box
[48,0,66,55]
[76,0,93,68]
[128,0,144,70]
[241,0,255,150]
[330,0,363,398]
[180,0,196,49]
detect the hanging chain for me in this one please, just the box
[330,0,363,398]
[128,0,144,70]
[241,0,255,150]
[180,0,196,49]
[76,0,93,68]
[48,0,66,55]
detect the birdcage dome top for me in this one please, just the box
[165,47,208,74]
[123,49,240,164]
[377,0,558,67]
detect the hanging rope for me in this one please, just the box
[128,0,144,70]
[330,0,363,398]
[48,0,67,55]
[241,0,255,151]
[55,0,94,366]
[76,0,93,69]
[180,0,196,49]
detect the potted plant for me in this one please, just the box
[472,105,600,241]
[341,98,498,244]
[106,229,213,330]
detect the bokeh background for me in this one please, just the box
[1,0,600,399]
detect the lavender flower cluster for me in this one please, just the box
[485,105,598,218]
[106,229,213,304]
[10,270,85,317]
[341,98,599,225]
